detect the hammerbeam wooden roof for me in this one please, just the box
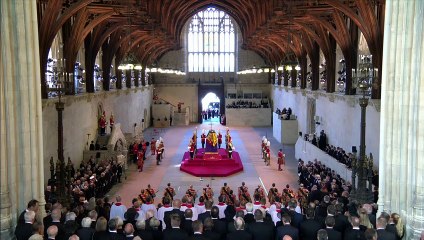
[37,0,385,97]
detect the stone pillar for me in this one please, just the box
[0,0,46,238]
[378,1,424,238]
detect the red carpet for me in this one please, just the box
[180,148,244,177]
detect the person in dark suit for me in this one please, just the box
[243,203,255,224]
[203,218,220,240]
[164,199,186,229]
[211,206,227,239]
[198,200,213,223]
[365,228,377,240]
[190,220,209,240]
[183,209,194,236]
[17,199,39,227]
[324,216,342,240]
[317,229,329,240]
[45,208,66,240]
[226,217,252,240]
[46,225,59,240]
[330,204,349,234]
[299,207,323,240]
[148,217,164,240]
[247,209,274,240]
[134,219,154,240]
[15,210,35,240]
[77,217,96,240]
[124,223,136,240]
[287,200,304,229]
[163,214,189,240]
[379,212,398,238]
[275,214,299,240]
[344,216,365,240]
[376,217,396,240]
[107,218,125,240]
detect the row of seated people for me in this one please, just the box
[45,156,123,207]
[226,100,268,109]
[16,192,406,240]
[275,108,294,120]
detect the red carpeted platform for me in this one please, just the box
[180,148,244,177]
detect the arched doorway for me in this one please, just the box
[201,92,220,123]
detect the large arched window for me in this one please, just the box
[187,8,236,72]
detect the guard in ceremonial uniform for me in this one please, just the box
[141,139,147,160]
[220,183,233,205]
[227,141,234,159]
[297,184,309,212]
[225,128,231,149]
[99,111,107,135]
[282,184,296,203]
[238,182,252,205]
[158,138,165,160]
[217,131,223,149]
[137,151,144,172]
[261,137,267,160]
[156,140,162,165]
[138,189,148,204]
[268,183,279,204]
[189,140,195,159]
[265,141,271,166]
[163,183,176,201]
[185,185,197,203]
[277,149,285,171]
[150,138,156,155]
[201,130,206,149]
[145,184,157,203]
[203,184,214,202]
[254,185,265,201]
[132,142,139,163]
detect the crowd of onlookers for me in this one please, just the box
[275,107,294,120]
[16,157,410,240]
[226,100,269,108]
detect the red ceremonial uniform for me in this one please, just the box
[278,150,284,171]
[150,139,156,155]
[217,133,222,148]
[137,151,144,172]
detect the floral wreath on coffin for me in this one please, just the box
[206,130,218,147]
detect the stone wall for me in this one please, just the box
[42,87,153,182]
[271,86,381,166]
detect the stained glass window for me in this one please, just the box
[187,8,235,72]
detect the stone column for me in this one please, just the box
[0,0,46,238]
[378,0,424,238]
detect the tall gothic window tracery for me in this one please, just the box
[187,8,236,72]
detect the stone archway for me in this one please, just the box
[197,83,225,123]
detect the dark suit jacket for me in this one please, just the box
[17,210,26,226]
[290,211,304,229]
[76,227,96,240]
[45,221,66,240]
[299,219,323,240]
[183,219,194,235]
[149,229,164,240]
[189,233,209,240]
[93,231,110,240]
[226,230,252,240]
[198,211,212,223]
[164,209,186,229]
[212,218,228,239]
[343,229,365,240]
[334,214,349,234]
[275,224,299,240]
[326,228,342,240]
[385,224,399,239]
[106,231,125,240]
[243,214,255,224]
[136,230,154,240]
[204,229,221,240]
[377,229,396,240]
[163,228,189,240]
[15,222,33,240]
[247,221,274,240]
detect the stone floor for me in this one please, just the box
[108,121,299,206]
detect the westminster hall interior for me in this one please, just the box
[1,0,423,239]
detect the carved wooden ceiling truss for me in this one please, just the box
[37,0,385,99]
